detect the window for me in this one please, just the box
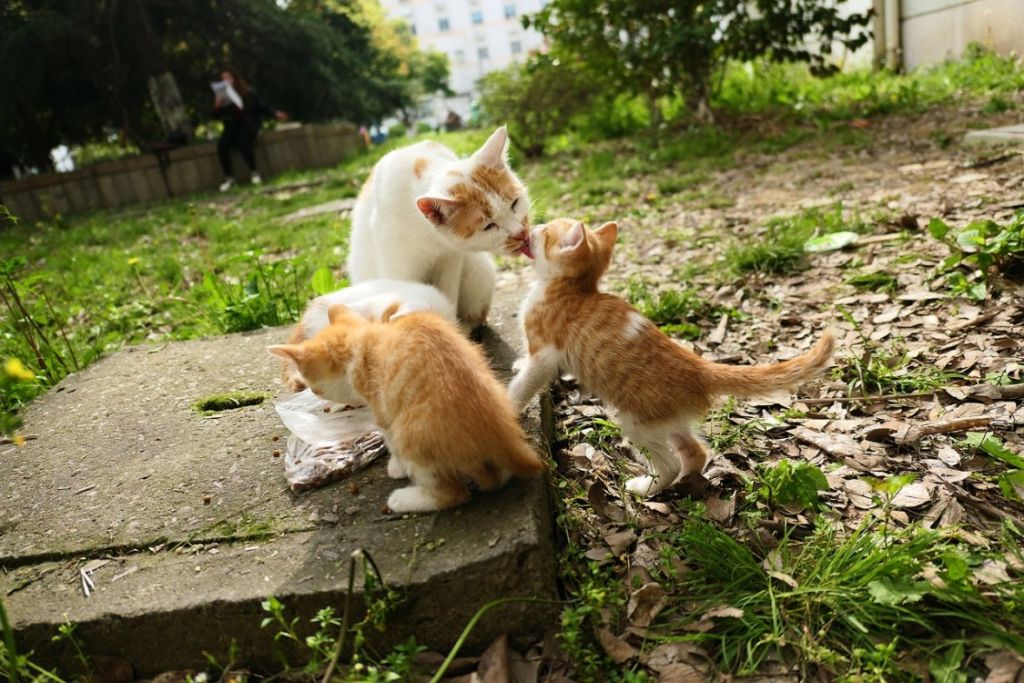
[438,17,450,31]
[471,9,483,24]
[504,3,516,19]
[477,46,489,61]
[510,40,522,55]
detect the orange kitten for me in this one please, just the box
[510,218,835,497]
[269,306,545,512]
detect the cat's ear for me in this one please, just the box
[268,344,303,364]
[560,221,587,253]
[473,126,509,169]
[593,221,619,250]
[416,194,460,226]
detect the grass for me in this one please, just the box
[714,43,1024,123]
[652,516,1024,678]
[4,46,1024,680]
[723,203,871,276]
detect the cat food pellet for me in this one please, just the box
[348,482,359,495]
[382,504,391,514]
[323,406,331,413]
[202,494,212,504]
[271,435,280,442]
[272,449,281,457]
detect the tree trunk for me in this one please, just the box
[147,72,192,140]
[125,0,193,141]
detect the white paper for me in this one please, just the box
[210,80,244,110]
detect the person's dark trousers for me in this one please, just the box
[217,125,258,177]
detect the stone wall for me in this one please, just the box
[0,123,366,223]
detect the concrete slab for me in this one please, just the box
[1,280,557,675]
[963,124,1024,147]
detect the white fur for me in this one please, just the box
[300,279,456,338]
[346,127,530,326]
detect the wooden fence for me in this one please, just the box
[0,123,366,223]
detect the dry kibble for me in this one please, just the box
[323,406,331,413]
[348,482,359,495]
[202,494,212,505]
[382,504,391,514]
[271,435,280,442]
[272,449,281,458]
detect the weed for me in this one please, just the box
[569,416,624,452]
[930,211,1024,299]
[748,459,828,509]
[839,343,956,395]
[626,276,732,339]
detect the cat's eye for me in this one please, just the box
[485,222,498,231]
[511,198,520,211]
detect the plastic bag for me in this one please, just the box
[274,389,385,492]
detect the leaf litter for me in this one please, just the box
[514,105,1024,681]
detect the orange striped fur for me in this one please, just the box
[510,218,835,496]
[269,306,544,513]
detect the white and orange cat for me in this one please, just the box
[346,126,532,328]
[510,219,835,497]
[269,305,545,513]
[279,279,456,392]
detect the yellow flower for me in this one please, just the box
[127,257,141,266]
[13,434,25,447]
[4,358,34,381]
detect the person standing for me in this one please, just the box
[213,68,287,191]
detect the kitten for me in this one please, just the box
[510,218,835,497]
[346,126,532,327]
[269,305,545,513]
[280,279,456,392]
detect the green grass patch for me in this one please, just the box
[652,517,1024,678]
[846,271,899,293]
[724,203,870,276]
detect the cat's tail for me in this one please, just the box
[701,330,835,399]
[498,440,547,479]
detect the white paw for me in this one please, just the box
[625,475,658,497]
[512,357,527,373]
[387,487,441,514]
[386,455,407,479]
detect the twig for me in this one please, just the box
[798,391,937,405]
[896,415,1006,447]
[950,309,1000,331]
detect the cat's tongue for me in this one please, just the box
[517,243,534,259]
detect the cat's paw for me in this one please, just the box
[386,455,407,479]
[387,486,441,514]
[625,475,658,497]
[512,357,527,374]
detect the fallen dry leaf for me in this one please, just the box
[984,650,1024,683]
[596,627,638,664]
[891,482,932,509]
[628,582,667,628]
[603,528,638,556]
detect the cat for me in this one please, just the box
[268,304,545,513]
[346,126,532,328]
[280,279,456,392]
[509,218,835,497]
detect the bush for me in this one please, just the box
[478,55,599,157]
[387,123,407,138]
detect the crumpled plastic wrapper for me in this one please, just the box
[274,389,386,492]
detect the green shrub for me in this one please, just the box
[930,211,1024,299]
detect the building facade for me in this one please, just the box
[378,0,548,124]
